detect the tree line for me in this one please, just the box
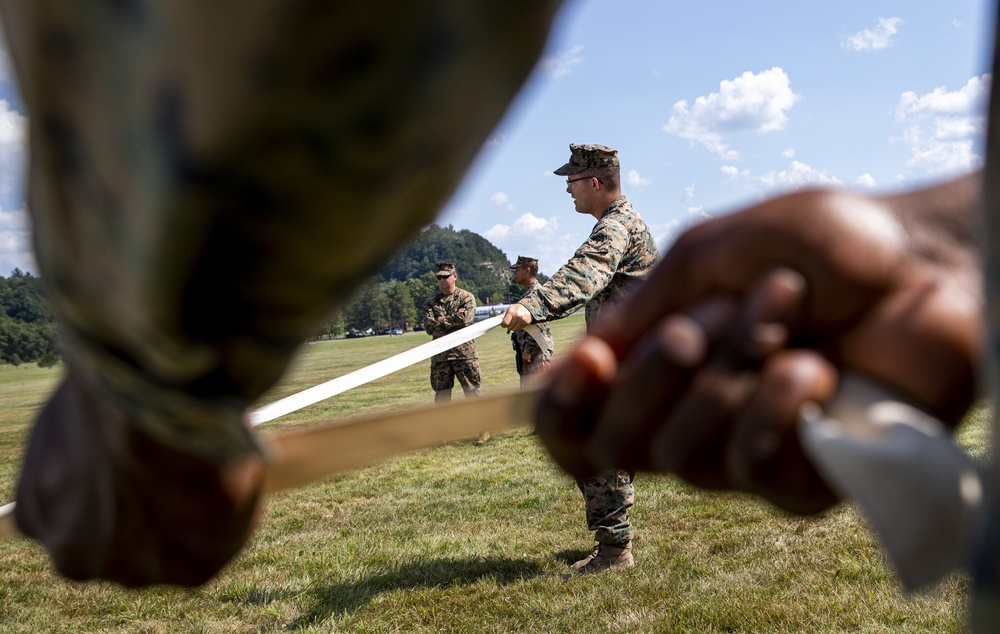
[3,224,541,359]
[0,269,61,367]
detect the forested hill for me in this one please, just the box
[0,226,533,360]
[0,269,61,366]
[312,224,537,338]
[377,223,515,304]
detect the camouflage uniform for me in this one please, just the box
[519,145,661,549]
[2,0,563,584]
[518,195,661,329]
[511,279,554,387]
[423,287,481,400]
[0,0,560,464]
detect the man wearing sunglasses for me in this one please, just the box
[423,262,482,405]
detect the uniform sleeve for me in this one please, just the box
[10,0,560,463]
[518,219,629,321]
[422,297,445,337]
[442,290,476,329]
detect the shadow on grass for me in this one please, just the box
[554,548,594,567]
[284,556,544,630]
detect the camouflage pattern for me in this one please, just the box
[422,287,479,361]
[435,262,457,276]
[512,279,553,384]
[510,255,538,270]
[519,189,658,548]
[0,0,562,462]
[553,144,620,176]
[423,286,481,399]
[518,195,661,327]
[580,470,635,546]
[429,358,481,397]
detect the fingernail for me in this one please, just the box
[744,322,788,357]
[658,316,707,367]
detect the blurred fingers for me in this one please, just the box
[583,296,737,471]
[725,350,839,515]
[533,336,617,478]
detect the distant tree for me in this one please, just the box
[327,311,346,338]
[377,224,512,301]
[0,270,61,365]
[407,273,437,310]
[38,351,60,368]
[385,280,416,330]
[0,269,55,324]
[311,310,345,340]
[344,279,388,332]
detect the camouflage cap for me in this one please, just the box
[509,255,538,270]
[435,262,456,277]
[553,143,619,176]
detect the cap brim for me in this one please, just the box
[553,162,586,176]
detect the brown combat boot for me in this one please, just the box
[474,431,491,446]
[566,542,634,576]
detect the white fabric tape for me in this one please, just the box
[250,315,504,425]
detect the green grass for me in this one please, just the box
[0,313,982,633]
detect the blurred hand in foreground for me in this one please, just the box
[535,174,984,515]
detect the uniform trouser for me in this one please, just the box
[578,468,635,546]
[519,356,551,389]
[430,358,481,402]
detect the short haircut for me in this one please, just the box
[590,165,620,191]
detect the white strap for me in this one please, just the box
[250,315,504,425]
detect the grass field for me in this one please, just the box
[0,313,986,633]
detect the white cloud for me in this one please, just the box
[654,207,714,253]
[894,74,990,176]
[484,212,559,242]
[842,17,903,52]
[663,67,800,160]
[896,75,990,118]
[781,148,795,158]
[764,161,842,188]
[0,207,35,275]
[512,212,556,234]
[0,99,26,211]
[901,126,979,173]
[538,44,584,79]
[485,132,507,148]
[490,191,516,212]
[483,212,586,277]
[855,173,877,188]
[722,160,842,191]
[625,169,650,187]
[721,165,749,180]
[483,223,510,242]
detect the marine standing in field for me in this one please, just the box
[502,144,660,575]
[422,262,489,445]
[510,256,554,388]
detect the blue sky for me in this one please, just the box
[0,0,994,276]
